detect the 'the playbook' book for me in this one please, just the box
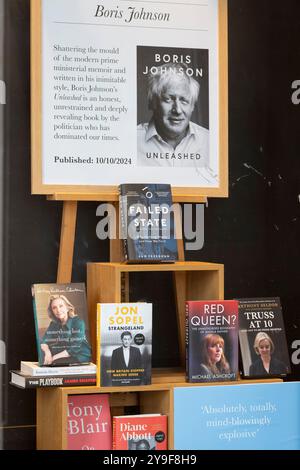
[186,300,239,383]
[238,297,291,378]
[119,183,178,263]
[97,303,152,387]
[32,283,92,367]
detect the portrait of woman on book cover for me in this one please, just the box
[198,333,232,382]
[249,332,289,377]
[40,294,92,366]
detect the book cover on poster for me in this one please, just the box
[238,297,291,378]
[186,300,239,383]
[97,303,152,387]
[32,283,92,366]
[113,414,167,450]
[119,183,178,263]
[67,394,112,450]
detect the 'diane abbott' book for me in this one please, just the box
[186,300,239,383]
[238,297,291,378]
[119,183,178,263]
[97,303,152,386]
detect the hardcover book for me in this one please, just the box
[31,283,92,367]
[67,394,112,450]
[20,361,96,377]
[186,300,239,383]
[238,297,291,378]
[97,302,152,387]
[119,183,178,263]
[113,414,167,450]
[10,370,96,389]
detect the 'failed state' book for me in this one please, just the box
[113,414,167,450]
[97,302,152,387]
[68,394,112,450]
[238,297,291,378]
[186,300,239,383]
[119,183,178,263]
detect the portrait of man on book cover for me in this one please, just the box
[136,45,217,185]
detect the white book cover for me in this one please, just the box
[21,361,96,376]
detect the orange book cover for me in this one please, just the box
[113,414,167,450]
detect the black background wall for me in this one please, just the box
[1,0,300,449]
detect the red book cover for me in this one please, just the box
[186,300,239,383]
[67,394,112,450]
[113,414,167,450]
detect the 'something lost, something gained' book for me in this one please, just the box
[119,184,178,263]
[97,303,152,387]
[186,300,239,383]
[32,283,92,367]
[238,297,291,378]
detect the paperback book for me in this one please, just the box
[97,303,152,387]
[32,283,92,367]
[238,297,291,377]
[119,183,178,263]
[67,394,112,450]
[186,300,239,382]
[20,361,96,376]
[10,370,96,389]
[113,414,167,450]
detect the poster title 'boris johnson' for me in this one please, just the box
[95,5,171,24]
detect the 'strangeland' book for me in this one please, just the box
[32,283,92,367]
[97,302,152,387]
[238,297,291,378]
[186,300,239,383]
[119,183,178,263]
[113,414,167,450]
[67,394,112,450]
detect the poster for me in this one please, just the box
[32,0,227,197]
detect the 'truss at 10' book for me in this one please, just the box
[186,300,239,383]
[238,297,291,378]
[67,394,112,450]
[97,303,152,387]
[119,183,178,263]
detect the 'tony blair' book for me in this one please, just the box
[97,302,152,387]
[186,300,239,383]
[119,183,178,263]
[238,297,291,378]
[113,414,167,450]
[67,394,112,450]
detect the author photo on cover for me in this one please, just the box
[198,333,231,380]
[40,294,92,366]
[249,332,288,376]
[137,61,217,183]
[111,331,143,372]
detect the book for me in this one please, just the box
[113,414,167,450]
[97,302,152,387]
[119,183,178,263]
[67,394,112,450]
[31,283,92,366]
[10,370,96,389]
[20,361,96,377]
[238,297,291,378]
[186,300,239,382]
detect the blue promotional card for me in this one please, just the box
[174,382,300,450]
